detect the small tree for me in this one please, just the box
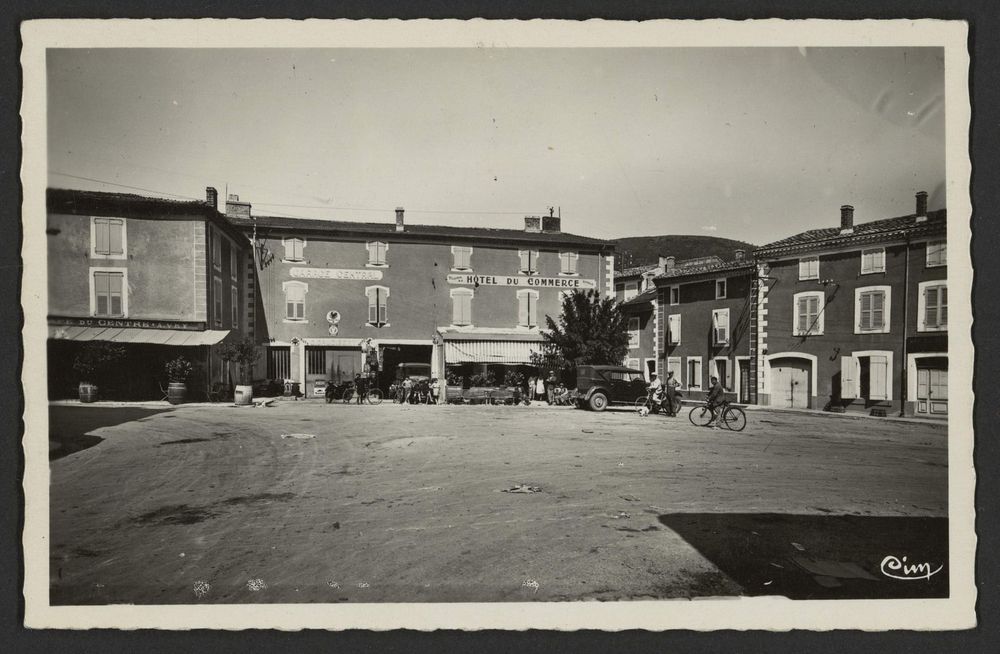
[217,338,262,386]
[165,356,194,383]
[503,369,525,389]
[72,343,126,383]
[541,289,631,370]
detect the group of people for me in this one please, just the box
[647,371,726,426]
[525,372,573,405]
[389,376,441,404]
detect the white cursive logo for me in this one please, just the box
[880,555,943,581]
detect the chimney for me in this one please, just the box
[205,187,218,210]
[915,191,928,222]
[734,249,745,262]
[840,204,854,234]
[524,216,542,233]
[395,206,405,232]
[225,193,252,219]
[541,215,561,233]
[661,255,675,271]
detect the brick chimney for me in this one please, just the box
[225,193,251,219]
[524,216,542,233]
[734,249,745,262]
[840,204,854,235]
[541,215,561,233]
[395,207,405,232]
[915,191,928,223]
[205,187,218,211]
[660,255,675,271]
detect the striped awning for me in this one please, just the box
[48,325,230,346]
[444,339,544,364]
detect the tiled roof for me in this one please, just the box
[48,188,212,216]
[618,264,660,279]
[755,209,947,256]
[619,288,657,309]
[227,213,613,249]
[654,256,754,281]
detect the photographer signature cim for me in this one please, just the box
[880,555,943,581]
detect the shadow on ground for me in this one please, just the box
[49,406,173,460]
[658,513,948,599]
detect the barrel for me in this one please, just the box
[234,384,253,406]
[78,382,98,403]
[167,382,187,405]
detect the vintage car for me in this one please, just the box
[574,364,649,411]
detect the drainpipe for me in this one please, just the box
[900,237,910,416]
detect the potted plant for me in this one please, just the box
[72,343,126,403]
[164,356,193,405]
[218,338,262,405]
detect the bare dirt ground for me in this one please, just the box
[47,401,948,604]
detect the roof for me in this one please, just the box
[617,264,660,279]
[653,255,754,282]
[619,288,657,310]
[227,213,613,250]
[755,209,947,257]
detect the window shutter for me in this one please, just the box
[109,220,123,254]
[925,287,938,327]
[869,355,888,401]
[378,293,387,324]
[872,291,884,328]
[859,292,872,329]
[797,298,808,333]
[840,356,857,399]
[940,287,948,326]
[95,220,109,254]
[368,290,377,323]
[519,251,529,272]
[518,294,528,326]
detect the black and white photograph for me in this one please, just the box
[20,19,974,631]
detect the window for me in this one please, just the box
[518,250,539,274]
[367,241,388,266]
[712,358,731,390]
[231,285,239,328]
[281,237,306,263]
[715,278,727,299]
[918,281,947,332]
[666,357,682,380]
[267,347,291,380]
[625,358,641,371]
[306,348,327,375]
[686,357,703,390]
[798,256,819,281]
[623,282,638,301]
[793,291,825,336]
[615,283,625,297]
[926,240,947,267]
[91,269,125,317]
[667,314,681,345]
[712,308,730,345]
[212,231,222,271]
[366,285,389,327]
[91,217,126,258]
[517,289,539,327]
[669,285,680,305]
[214,277,223,327]
[451,246,473,271]
[230,242,239,279]
[628,317,640,349]
[559,251,579,275]
[283,281,308,322]
[450,288,474,326]
[855,286,891,334]
[861,247,886,274]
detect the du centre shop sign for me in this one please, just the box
[447,273,597,289]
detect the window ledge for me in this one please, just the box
[450,323,474,328]
[518,271,539,276]
[451,268,473,273]
[860,270,886,275]
[925,263,947,268]
[917,326,947,333]
[281,259,307,265]
[856,328,890,335]
[798,277,820,282]
[91,253,128,261]
[793,332,824,337]
[283,319,308,324]
[558,272,579,277]
[366,263,389,269]
[366,322,391,328]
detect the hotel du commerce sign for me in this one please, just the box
[447,273,597,289]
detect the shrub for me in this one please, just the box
[165,356,194,383]
[72,343,126,382]
[217,338,262,385]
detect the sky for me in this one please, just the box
[47,47,945,243]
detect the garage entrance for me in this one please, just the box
[379,344,433,393]
[769,357,811,408]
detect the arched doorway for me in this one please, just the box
[767,355,813,408]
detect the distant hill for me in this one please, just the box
[611,234,756,271]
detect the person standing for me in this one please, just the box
[430,377,440,404]
[546,371,557,405]
[354,373,365,405]
[535,375,545,402]
[402,376,413,404]
[663,370,681,416]
[527,376,536,401]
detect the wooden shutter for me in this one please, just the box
[925,287,939,327]
[940,286,948,326]
[871,291,884,329]
[518,293,528,326]
[797,297,808,333]
[108,219,123,255]
[94,272,109,314]
[368,289,377,323]
[519,250,529,272]
[860,292,872,329]
[869,355,888,401]
[840,356,857,399]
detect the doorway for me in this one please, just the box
[916,357,948,416]
[769,357,810,408]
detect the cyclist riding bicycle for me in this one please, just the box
[704,376,726,428]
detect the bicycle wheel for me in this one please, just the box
[342,389,354,403]
[722,406,746,431]
[634,395,651,412]
[688,404,714,427]
[366,389,383,405]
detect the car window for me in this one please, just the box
[628,372,645,383]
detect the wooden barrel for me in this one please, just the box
[78,382,98,403]
[233,384,253,406]
[167,382,187,405]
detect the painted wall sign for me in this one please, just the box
[290,267,384,281]
[48,316,207,331]
[446,274,597,289]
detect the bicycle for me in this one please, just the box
[635,390,682,416]
[342,385,384,405]
[688,400,746,431]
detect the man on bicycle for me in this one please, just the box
[705,376,726,427]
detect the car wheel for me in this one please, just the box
[588,392,608,412]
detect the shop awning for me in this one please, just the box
[444,339,544,364]
[48,325,231,346]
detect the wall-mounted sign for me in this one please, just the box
[446,274,597,289]
[48,316,206,331]
[290,267,383,281]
